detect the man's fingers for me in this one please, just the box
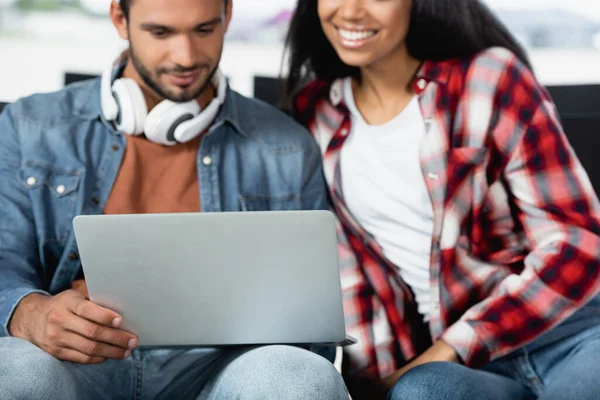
[53,347,106,365]
[68,296,123,328]
[63,314,137,350]
[58,331,131,360]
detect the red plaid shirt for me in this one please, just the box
[293,47,600,380]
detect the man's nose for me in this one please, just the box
[170,35,198,69]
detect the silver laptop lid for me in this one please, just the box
[73,210,348,347]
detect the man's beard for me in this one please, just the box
[129,43,219,103]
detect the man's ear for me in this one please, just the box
[110,0,129,41]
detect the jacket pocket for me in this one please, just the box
[17,163,81,241]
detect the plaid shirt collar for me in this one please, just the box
[327,59,452,109]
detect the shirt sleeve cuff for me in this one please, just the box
[441,320,492,368]
[0,287,49,337]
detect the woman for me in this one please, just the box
[284,0,600,399]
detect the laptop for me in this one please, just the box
[72,210,356,348]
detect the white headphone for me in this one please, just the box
[100,63,227,146]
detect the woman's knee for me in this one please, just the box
[388,361,531,400]
[388,362,462,400]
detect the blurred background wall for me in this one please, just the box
[1,0,600,102]
[1,0,600,197]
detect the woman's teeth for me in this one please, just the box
[338,29,377,41]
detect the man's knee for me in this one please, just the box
[0,337,76,400]
[212,345,349,400]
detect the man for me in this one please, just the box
[0,0,349,399]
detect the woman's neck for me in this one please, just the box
[353,46,422,125]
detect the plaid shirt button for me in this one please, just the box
[330,84,343,105]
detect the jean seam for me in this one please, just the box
[134,351,143,400]
[517,349,544,395]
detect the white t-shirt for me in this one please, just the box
[340,77,434,321]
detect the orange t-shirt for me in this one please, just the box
[103,135,202,214]
[72,134,201,290]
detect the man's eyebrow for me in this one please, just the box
[193,17,223,28]
[140,23,173,31]
[140,17,222,32]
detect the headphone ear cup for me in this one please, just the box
[173,70,227,143]
[111,78,148,135]
[144,100,200,146]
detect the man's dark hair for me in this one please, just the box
[119,0,228,20]
[119,0,131,19]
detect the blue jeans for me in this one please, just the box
[0,340,349,399]
[389,318,600,400]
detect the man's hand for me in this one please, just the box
[381,340,460,391]
[72,279,89,299]
[8,291,138,364]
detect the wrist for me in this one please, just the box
[435,340,459,363]
[8,293,48,339]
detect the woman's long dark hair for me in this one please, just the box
[284,0,531,99]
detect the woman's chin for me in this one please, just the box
[336,53,374,69]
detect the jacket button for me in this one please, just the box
[202,156,213,166]
[26,177,37,186]
[69,252,79,261]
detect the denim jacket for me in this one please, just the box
[0,78,328,336]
